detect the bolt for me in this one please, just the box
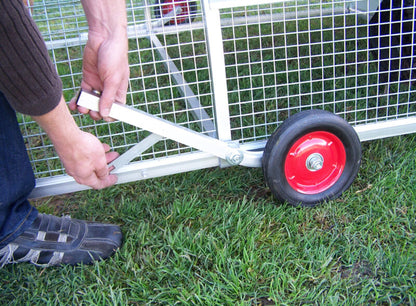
[226,150,244,165]
[306,153,324,171]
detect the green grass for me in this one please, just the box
[2,134,416,304]
[7,1,416,303]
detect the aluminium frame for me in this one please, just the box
[30,0,416,198]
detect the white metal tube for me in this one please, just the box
[30,151,221,199]
[77,91,231,160]
[109,133,164,170]
[354,117,416,142]
[208,0,289,9]
[150,34,217,137]
[44,8,344,50]
[77,90,263,167]
[201,0,233,142]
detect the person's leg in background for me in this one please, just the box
[0,91,38,249]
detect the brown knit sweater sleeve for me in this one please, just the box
[0,0,62,116]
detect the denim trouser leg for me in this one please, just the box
[0,92,38,248]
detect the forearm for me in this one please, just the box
[81,0,127,40]
[32,96,81,148]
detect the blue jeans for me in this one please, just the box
[0,92,38,248]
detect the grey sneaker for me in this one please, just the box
[0,213,122,267]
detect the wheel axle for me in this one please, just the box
[306,153,324,172]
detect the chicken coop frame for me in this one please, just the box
[23,0,416,204]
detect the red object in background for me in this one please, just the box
[155,0,197,25]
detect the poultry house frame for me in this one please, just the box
[22,0,416,203]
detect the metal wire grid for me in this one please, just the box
[20,0,213,179]
[220,0,416,145]
[17,0,416,182]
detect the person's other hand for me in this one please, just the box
[56,130,119,189]
[34,96,119,189]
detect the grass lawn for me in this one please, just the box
[1,133,416,304]
[3,1,416,304]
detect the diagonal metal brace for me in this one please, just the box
[109,133,164,171]
[76,90,263,167]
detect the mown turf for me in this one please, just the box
[5,1,416,304]
[1,134,416,305]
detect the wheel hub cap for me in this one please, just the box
[284,131,346,194]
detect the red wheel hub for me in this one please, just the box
[161,0,191,25]
[284,131,346,194]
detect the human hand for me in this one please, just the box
[69,31,129,122]
[34,96,119,189]
[69,0,129,122]
[56,130,119,189]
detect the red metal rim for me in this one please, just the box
[284,131,346,195]
[161,0,191,25]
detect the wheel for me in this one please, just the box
[262,110,361,207]
[154,0,197,25]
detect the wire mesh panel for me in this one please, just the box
[218,0,416,145]
[22,0,214,183]
[18,0,416,197]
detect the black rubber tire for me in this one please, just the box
[262,109,361,207]
[154,0,197,25]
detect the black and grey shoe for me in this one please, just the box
[0,213,122,267]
